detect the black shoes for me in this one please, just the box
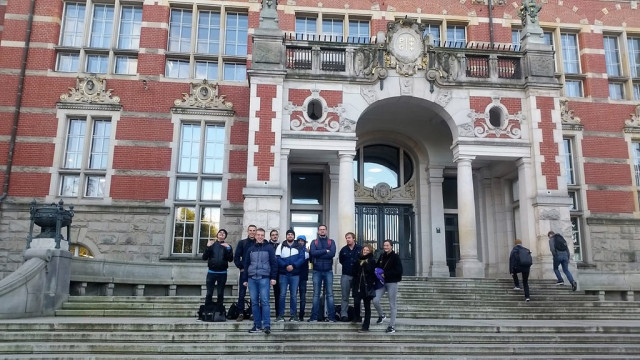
[571,281,578,291]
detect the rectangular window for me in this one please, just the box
[565,80,583,97]
[348,20,369,43]
[173,122,225,255]
[118,6,142,50]
[60,117,111,198]
[633,142,640,190]
[424,23,441,46]
[571,217,583,262]
[295,16,317,40]
[56,53,80,72]
[629,37,640,78]
[561,33,580,74]
[322,18,344,42]
[195,60,219,80]
[114,55,137,75]
[89,4,114,48]
[446,25,465,47]
[225,13,248,55]
[563,138,576,185]
[197,10,221,54]
[512,29,521,50]
[169,9,192,52]
[604,35,621,76]
[86,54,108,73]
[166,59,190,78]
[609,83,624,100]
[223,63,246,81]
[634,84,640,101]
[61,3,86,47]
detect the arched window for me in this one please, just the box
[353,144,414,188]
[69,244,94,258]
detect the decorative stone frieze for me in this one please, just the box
[436,91,453,108]
[463,97,524,138]
[385,18,429,76]
[560,98,584,131]
[286,89,350,132]
[623,105,640,134]
[361,86,377,104]
[173,80,234,115]
[354,179,415,203]
[58,76,121,110]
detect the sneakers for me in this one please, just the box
[288,316,297,322]
[276,316,285,322]
[571,281,578,292]
[237,314,245,322]
[264,327,271,335]
[248,326,262,333]
[376,316,387,325]
[307,318,317,322]
[385,326,396,333]
[341,316,349,322]
[513,287,521,290]
[555,281,565,286]
[525,298,530,302]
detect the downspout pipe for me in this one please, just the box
[0,0,36,205]
[488,0,495,48]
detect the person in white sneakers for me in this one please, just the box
[372,240,403,333]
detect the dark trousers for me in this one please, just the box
[273,278,281,317]
[512,270,530,299]
[298,278,307,319]
[354,295,371,330]
[205,272,227,306]
[237,273,247,312]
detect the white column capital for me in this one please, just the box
[515,157,532,167]
[338,150,357,159]
[454,155,476,164]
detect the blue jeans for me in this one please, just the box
[248,277,271,329]
[298,279,307,318]
[553,252,575,284]
[279,274,299,317]
[311,270,335,321]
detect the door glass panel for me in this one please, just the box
[291,172,323,204]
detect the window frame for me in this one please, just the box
[563,136,585,262]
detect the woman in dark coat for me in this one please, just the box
[352,244,376,332]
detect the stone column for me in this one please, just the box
[337,151,356,251]
[456,156,484,278]
[427,166,449,277]
[279,149,290,233]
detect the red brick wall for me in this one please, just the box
[116,118,173,142]
[536,97,560,190]
[586,190,635,213]
[255,84,276,181]
[110,176,168,201]
[112,147,171,171]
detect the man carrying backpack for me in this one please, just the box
[548,231,577,291]
[509,239,532,302]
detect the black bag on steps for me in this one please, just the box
[198,302,226,322]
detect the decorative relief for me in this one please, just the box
[400,77,413,95]
[361,86,378,104]
[174,79,233,111]
[436,91,452,108]
[285,89,351,132]
[385,18,429,76]
[464,97,524,139]
[560,99,581,124]
[59,76,120,105]
[623,105,640,133]
[354,179,415,203]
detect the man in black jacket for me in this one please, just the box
[233,224,257,321]
[202,229,233,307]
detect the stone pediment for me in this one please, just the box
[58,76,121,110]
[172,80,234,115]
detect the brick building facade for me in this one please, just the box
[0,0,639,296]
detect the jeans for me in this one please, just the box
[354,295,371,330]
[298,279,307,319]
[237,272,247,312]
[279,274,300,317]
[512,270,530,299]
[248,277,271,329]
[340,274,354,318]
[373,282,398,327]
[205,272,227,307]
[311,270,335,321]
[553,252,575,284]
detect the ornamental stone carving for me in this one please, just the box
[465,97,524,139]
[59,76,121,108]
[385,18,428,76]
[361,86,378,104]
[285,89,349,132]
[354,179,415,203]
[173,80,233,112]
[560,98,584,131]
[623,105,640,133]
[436,91,453,108]
[518,0,542,26]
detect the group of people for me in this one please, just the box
[201,224,403,335]
[509,230,578,301]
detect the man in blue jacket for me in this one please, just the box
[308,224,337,322]
[276,229,305,322]
[241,228,277,334]
[338,232,361,321]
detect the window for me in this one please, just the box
[629,37,640,100]
[565,80,583,98]
[295,16,317,40]
[424,23,441,46]
[173,123,225,255]
[166,7,248,81]
[446,25,465,47]
[633,142,640,206]
[353,145,414,188]
[322,18,343,41]
[609,83,624,100]
[563,138,583,262]
[56,2,141,75]
[560,32,583,97]
[604,35,625,100]
[563,138,575,185]
[60,117,112,198]
[512,29,521,51]
[348,20,369,43]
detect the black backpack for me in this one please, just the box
[517,246,533,267]
[198,302,226,322]
[226,302,240,320]
[554,235,569,252]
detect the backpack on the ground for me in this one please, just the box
[517,246,533,267]
[198,302,226,322]
[226,302,240,320]
[554,235,569,252]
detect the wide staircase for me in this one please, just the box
[2,277,640,358]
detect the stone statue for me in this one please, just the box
[518,0,542,26]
